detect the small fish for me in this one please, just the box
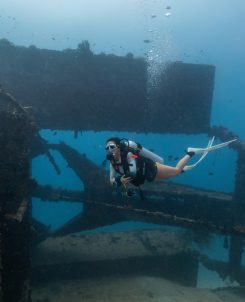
[208,172,214,176]
[166,6,171,10]
[143,39,152,44]
[151,14,157,18]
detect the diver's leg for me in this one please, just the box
[155,154,191,179]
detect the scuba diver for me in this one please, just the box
[105,136,237,199]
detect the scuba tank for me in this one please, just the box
[121,139,164,164]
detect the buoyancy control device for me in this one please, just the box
[120,139,164,164]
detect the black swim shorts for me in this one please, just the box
[144,158,157,182]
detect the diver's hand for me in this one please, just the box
[120,175,132,186]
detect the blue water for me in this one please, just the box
[31,129,241,288]
[32,130,237,230]
[1,0,244,293]
[1,0,245,137]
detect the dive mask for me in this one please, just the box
[105,143,117,153]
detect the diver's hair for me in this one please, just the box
[106,137,121,146]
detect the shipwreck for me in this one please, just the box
[0,39,245,302]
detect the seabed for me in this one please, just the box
[31,275,244,302]
[31,230,245,302]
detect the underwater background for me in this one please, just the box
[1,0,245,301]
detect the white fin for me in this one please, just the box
[183,137,237,172]
[187,138,237,155]
[183,136,215,171]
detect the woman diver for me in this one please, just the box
[105,136,237,194]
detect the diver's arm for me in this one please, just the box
[109,163,117,186]
[109,163,132,188]
[109,163,123,188]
